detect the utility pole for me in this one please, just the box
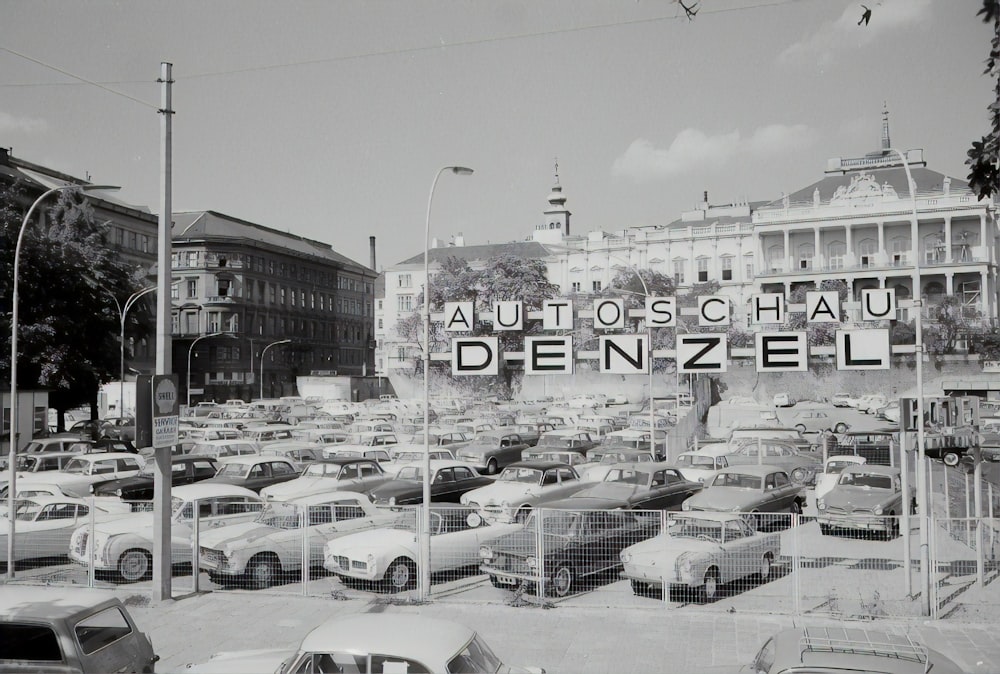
[153,61,174,602]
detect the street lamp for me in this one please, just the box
[103,285,157,416]
[186,332,229,408]
[422,165,474,599]
[7,183,119,579]
[259,339,292,400]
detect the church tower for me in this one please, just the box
[533,159,572,244]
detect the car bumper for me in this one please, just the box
[480,564,541,587]
[199,548,248,575]
[817,513,889,531]
[324,555,380,580]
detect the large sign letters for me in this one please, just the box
[677,334,728,373]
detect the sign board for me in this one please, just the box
[152,374,179,449]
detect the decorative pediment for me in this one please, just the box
[569,266,584,273]
[648,257,665,264]
[590,265,603,272]
[829,172,900,205]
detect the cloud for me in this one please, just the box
[612,124,817,181]
[0,111,48,134]
[779,0,932,67]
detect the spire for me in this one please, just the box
[881,102,890,151]
[554,157,560,186]
[548,156,567,207]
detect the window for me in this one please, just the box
[170,283,179,301]
[859,238,877,267]
[74,607,133,656]
[697,258,709,282]
[673,260,685,285]
[721,257,733,281]
[280,288,287,305]
[571,282,581,292]
[217,279,230,297]
[745,254,754,280]
[827,241,845,270]
[0,624,62,661]
[398,295,413,312]
[398,273,412,288]
[186,279,198,298]
[797,243,814,270]
[592,280,602,292]
[891,236,910,266]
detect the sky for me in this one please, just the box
[0,0,994,272]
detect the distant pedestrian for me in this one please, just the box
[858,4,872,26]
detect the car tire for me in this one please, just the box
[118,549,152,583]
[943,452,961,467]
[385,557,417,592]
[819,523,832,536]
[486,459,499,476]
[549,564,575,598]
[795,424,807,434]
[630,579,652,597]
[702,567,720,603]
[885,513,900,540]
[834,423,848,433]
[789,499,803,516]
[248,553,280,589]
[757,552,773,582]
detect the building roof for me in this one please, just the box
[0,586,124,620]
[395,240,553,266]
[299,614,475,662]
[172,210,372,275]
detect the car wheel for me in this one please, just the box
[549,564,575,598]
[758,552,773,582]
[789,499,803,516]
[486,458,499,476]
[790,468,807,484]
[943,452,961,467]
[834,422,848,433]
[630,579,652,597]
[118,549,152,583]
[702,567,720,602]
[795,424,807,433]
[385,557,417,592]
[248,553,280,589]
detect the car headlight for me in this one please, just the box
[676,552,693,576]
[526,556,537,568]
[873,505,884,515]
[817,499,826,511]
[479,545,493,560]
[388,496,396,506]
[115,488,123,497]
[681,501,691,511]
[621,550,632,563]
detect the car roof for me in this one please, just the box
[282,491,374,506]
[300,614,473,659]
[505,460,570,471]
[673,511,744,523]
[0,587,126,622]
[842,464,899,476]
[718,464,786,477]
[69,452,142,461]
[217,455,294,465]
[682,445,731,457]
[13,495,88,507]
[602,461,677,471]
[769,626,941,672]
[315,457,380,466]
[171,483,260,499]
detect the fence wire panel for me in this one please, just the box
[930,517,999,619]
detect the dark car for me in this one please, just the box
[92,455,221,499]
[202,456,301,493]
[368,460,493,505]
[835,429,896,466]
[454,431,530,475]
[480,504,658,597]
[562,463,702,511]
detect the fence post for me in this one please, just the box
[416,507,428,601]
[792,511,801,617]
[965,472,973,548]
[191,498,200,594]
[899,428,912,597]
[942,462,950,538]
[535,508,545,602]
[975,467,984,587]
[301,505,310,596]
[661,509,669,607]
[88,496,96,588]
[929,507,938,620]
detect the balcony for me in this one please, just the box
[204,295,238,305]
[757,250,989,279]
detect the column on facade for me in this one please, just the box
[784,228,791,273]
[981,214,988,263]
[845,225,854,267]
[944,216,953,263]
[911,212,920,271]
[982,270,990,317]
[946,272,954,297]
[814,227,821,270]
[877,220,885,266]
[878,275,886,289]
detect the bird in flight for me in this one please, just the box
[678,0,698,20]
[858,4,872,25]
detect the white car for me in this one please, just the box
[16,452,145,498]
[0,496,131,564]
[673,447,731,484]
[815,455,867,499]
[198,491,400,588]
[69,483,264,582]
[260,457,390,501]
[460,461,588,522]
[323,506,521,591]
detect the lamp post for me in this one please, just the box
[422,165,474,599]
[259,339,292,400]
[7,183,119,579]
[186,332,228,408]
[103,285,157,416]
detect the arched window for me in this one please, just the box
[858,238,877,268]
[827,241,845,270]
[797,243,814,270]
[766,244,784,272]
[890,236,910,266]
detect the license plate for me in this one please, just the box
[495,575,517,585]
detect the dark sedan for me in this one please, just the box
[368,460,493,505]
[202,456,300,493]
[562,463,702,511]
[92,455,220,499]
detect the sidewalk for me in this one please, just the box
[109,588,1000,673]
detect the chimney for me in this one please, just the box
[369,236,376,270]
[0,147,9,166]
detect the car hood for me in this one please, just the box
[685,488,763,510]
[489,528,573,557]
[91,512,156,536]
[94,475,152,492]
[625,534,723,563]
[199,521,283,549]
[821,486,896,509]
[325,527,414,556]
[465,482,538,505]
[184,648,294,674]
[368,480,421,500]
[574,482,644,501]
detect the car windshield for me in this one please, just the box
[497,467,542,484]
[539,436,573,448]
[839,472,893,489]
[711,473,762,489]
[257,502,302,529]
[14,500,42,522]
[677,454,716,468]
[304,464,340,477]
[396,466,423,481]
[599,453,628,464]
[670,518,724,542]
[604,469,649,485]
[525,510,580,537]
[15,456,38,471]
[217,463,250,477]
[23,441,44,453]
[62,459,88,474]
[826,461,859,473]
[447,635,503,674]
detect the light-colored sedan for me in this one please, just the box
[17,452,146,498]
[323,506,521,591]
[681,465,806,531]
[814,455,867,500]
[198,491,400,588]
[621,511,781,602]
[460,461,588,522]
[184,613,543,674]
[0,496,131,564]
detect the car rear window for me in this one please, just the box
[74,606,133,655]
[0,623,63,661]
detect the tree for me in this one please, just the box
[966,1,1000,200]
[787,279,849,346]
[0,183,147,419]
[924,296,980,356]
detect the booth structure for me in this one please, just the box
[1,390,50,453]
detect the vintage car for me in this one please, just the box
[0,496,131,565]
[198,491,399,588]
[69,483,264,582]
[561,463,702,511]
[389,431,474,456]
[521,429,598,461]
[673,447,731,483]
[835,429,896,465]
[510,422,557,446]
[528,449,594,470]
[0,452,78,495]
[91,456,220,500]
[183,613,541,674]
[620,511,781,601]
[749,626,963,674]
[201,455,300,493]
[460,461,589,522]
[323,506,521,591]
[681,465,805,531]
[187,439,262,460]
[816,465,914,539]
[480,505,658,597]
[783,408,850,434]
[0,586,158,673]
[727,426,814,454]
[723,439,821,485]
[319,431,398,459]
[454,431,530,475]
[368,460,493,505]
[259,457,390,501]
[17,452,146,498]
[814,455,867,500]
[258,443,325,471]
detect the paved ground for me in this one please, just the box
[62,584,1000,673]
